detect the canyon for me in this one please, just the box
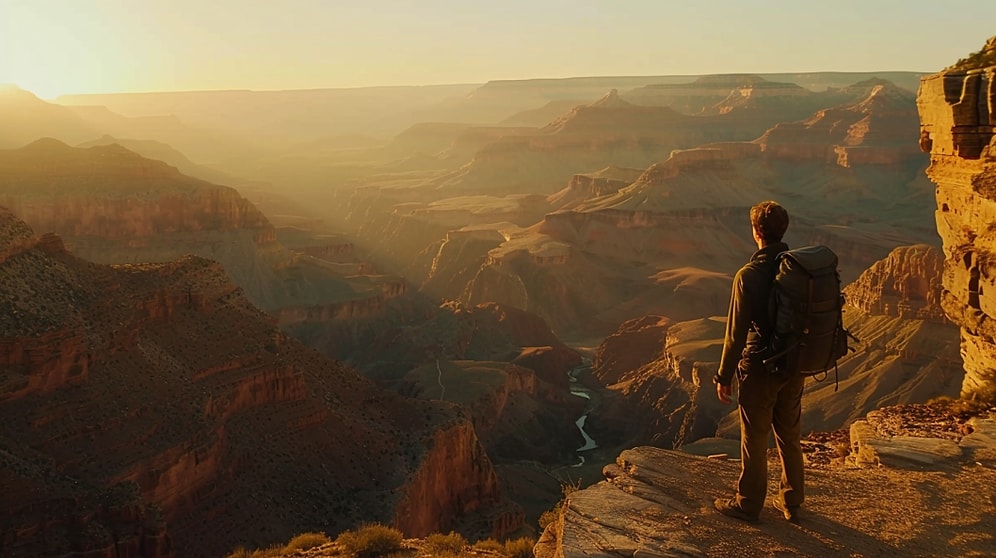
[1,55,989,556]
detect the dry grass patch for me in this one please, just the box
[336,523,404,557]
[424,532,467,554]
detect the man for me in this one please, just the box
[713,200,804,524]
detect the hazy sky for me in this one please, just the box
[2,0,995,99]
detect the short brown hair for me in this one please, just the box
[750,201,789,243]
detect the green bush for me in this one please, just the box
[286,531,331,551]
[502,537,536,558]
[336,523,404,557]
[425,531,467,554]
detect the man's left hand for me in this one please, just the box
[716,382,732,405]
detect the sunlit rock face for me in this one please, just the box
[917,36,996,402]
[758,80,923,168]
[0,209,519,556]
[843,244,946,320]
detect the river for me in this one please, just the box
[568,362,599,465]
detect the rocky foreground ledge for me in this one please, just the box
[536,406,996,558]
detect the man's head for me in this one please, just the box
[749,201,789,245]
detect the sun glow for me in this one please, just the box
[0,0,164,98]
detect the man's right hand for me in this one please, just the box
[716,382,732,405]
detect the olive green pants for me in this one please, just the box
[734,370,806,515]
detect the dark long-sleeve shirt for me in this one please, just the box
[715,242,789,385]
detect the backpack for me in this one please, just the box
[762,245,854,386]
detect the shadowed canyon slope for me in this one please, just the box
[0,209,521,557]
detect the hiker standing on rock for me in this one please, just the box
[713,200,803,524]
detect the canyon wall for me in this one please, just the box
[0,209,520,556]
[586,316,730,448]
[917,36,996,401]
[843,244,945,321]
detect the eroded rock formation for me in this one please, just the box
[843,244,945,320]
[918,36,996,401]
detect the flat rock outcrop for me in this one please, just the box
[917,36,996,402]
[537,437,996,558]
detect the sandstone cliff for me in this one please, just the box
[843,244,945,320]
[918,36,996,402]
[0,209,519,556]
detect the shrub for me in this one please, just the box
[471,538,504,553]
[286,531,331,552]
[223,545,283,558]
[538,476,581,531]
[336,523,404,557]
[537,508,560,531]
[502,537,536,558]
[425,531,467,554]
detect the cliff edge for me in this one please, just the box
[918,36,996,401]
[537,402,996,558]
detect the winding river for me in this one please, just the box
[568,362,599,465]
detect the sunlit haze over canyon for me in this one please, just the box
[2,1,996,557]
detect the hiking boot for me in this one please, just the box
[714,498,759,522]
[773,500,800,524]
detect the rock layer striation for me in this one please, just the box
[918,36,996,401]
